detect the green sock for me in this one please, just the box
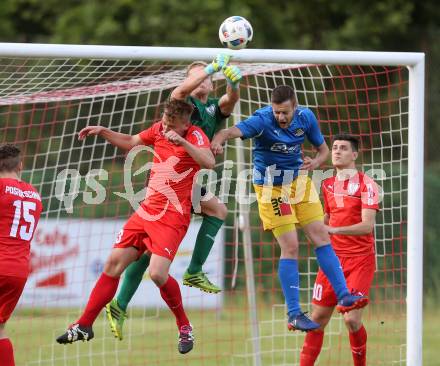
[187,215,224,274]
[117,253,150,311]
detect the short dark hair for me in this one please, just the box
[271,85,296,104]
[164,99,194,121]
[0,144,22,172]
[332,133,359,152]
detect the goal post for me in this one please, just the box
[406,60,424,366]
[0,43,424,366]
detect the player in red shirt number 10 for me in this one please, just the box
[300,134,380,366]
[0,144,43,366]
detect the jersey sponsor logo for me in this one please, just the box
[348,182,360,195]
[205,105,216,117]
[271,197,292,216]
[273,129,280,136]
[294,128,305,137]
[192,130,205,146]
[270,142,301,154]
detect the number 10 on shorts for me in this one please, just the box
[313,283,323,301]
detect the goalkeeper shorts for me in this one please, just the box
[253,175,324,231]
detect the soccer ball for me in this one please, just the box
[219,16,253,50]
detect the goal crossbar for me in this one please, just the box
[0,43,424,366]
[0,42,424,66]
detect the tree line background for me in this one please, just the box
[0,0,438,303]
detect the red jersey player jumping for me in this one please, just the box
[300,134,380,366]
[0,144,43,366]
[56,99,215,354]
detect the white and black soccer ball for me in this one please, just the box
[219,16,253,50]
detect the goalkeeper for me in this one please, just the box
[106,54,242,340]
[211,85,368,332]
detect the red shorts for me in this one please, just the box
[312,253,376,307]
[113,209,189,261]
[0,275,27,323]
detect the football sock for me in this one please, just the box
[300,330,324,366]
[0,338,15,366]
[349,325,367,366]
[187,215,223,274]
[117,253,150,311]
[77,273,120,326]
[315,244,349,300]
[159,275,190,328]
[278,258,301,316]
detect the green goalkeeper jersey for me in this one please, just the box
[188,96,228,141]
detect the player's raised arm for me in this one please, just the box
[210,126,243,155]
[164,130,215,169]
[182,143,215,170]
[171,55,230,101]
[78,126,144,151]
[211,110,265,155]
[300,107,330,170]
[218,65,242,116]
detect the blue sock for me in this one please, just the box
[315,244,349,300]
[278,258,301,316]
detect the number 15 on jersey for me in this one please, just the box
[10,200,37,241]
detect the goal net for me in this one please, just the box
[0,46,419,366]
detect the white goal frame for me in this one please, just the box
[0,43,424,366]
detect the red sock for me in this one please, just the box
[159,275,189,328]
[0,338,15,366]
[300,330,324,366]
[77,273,120,326]
[349,325,367,366]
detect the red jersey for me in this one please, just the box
[138,121,210,224]
[0,178,43,278]
[322,172,380,257]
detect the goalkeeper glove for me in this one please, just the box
[204,54,231,75]
[223,65,242,89]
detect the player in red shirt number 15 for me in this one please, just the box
[0,144,43,366]
[300,134,380,366]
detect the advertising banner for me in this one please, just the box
[19,218,224,309]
